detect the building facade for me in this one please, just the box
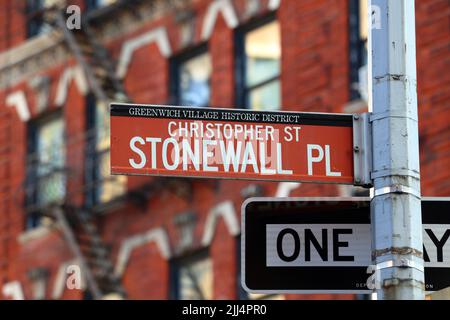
[0,0,448,299]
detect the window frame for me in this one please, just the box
[234,12,280,109]
[26,109,66,228]
[169,248,212,300]
[169,43,211,107]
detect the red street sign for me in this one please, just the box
[110,103,354,184]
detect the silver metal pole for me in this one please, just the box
[369,0,425,299]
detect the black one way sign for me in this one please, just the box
[241,197,450,294]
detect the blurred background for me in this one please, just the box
[0,0,448,300]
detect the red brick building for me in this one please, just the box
[0,0,448,300]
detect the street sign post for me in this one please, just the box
[242,198,450,294]
[110,103,361,184]
[369,0,424,299]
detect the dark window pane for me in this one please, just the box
[26,0,52,38]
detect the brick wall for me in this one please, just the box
[416,0,450,196]
[0,0,26,51]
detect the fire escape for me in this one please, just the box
[24,4,131,299]
[53,6,130,299]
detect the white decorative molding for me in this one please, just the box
[29,75,51,114]
[179,19,196,49]
[201,200,239,246]
[2,281,25,300]
[93,1,169,43]
[201,0,239,41]
[17,221,59,245]
[115,27,172,79]
[343,99,368,113]
[52,259,85,299]
[275,182,301,197]
[0,34,67,90]
[54,66,88,106]
[6,91,30,122]
[268,0,281,10]
[114,227,171,276]
[0,33,63,71]
[244,0,260,18]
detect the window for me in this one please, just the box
[26,113,66,228]
[171,45,212,107]
[34,115,66,205]
[26,0,53,38]
[349,0,368,101]
[170,251,213,300]
[86,97,126,206]
[85,0,117,11]
[236,16,281,110]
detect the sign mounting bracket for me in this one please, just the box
[352,112,373,187]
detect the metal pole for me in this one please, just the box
[369,0,425,299]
